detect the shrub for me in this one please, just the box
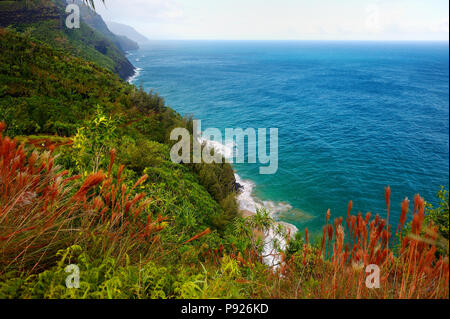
[425,187,449,241]
[0,123,164,273]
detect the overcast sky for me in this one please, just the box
[94,0,449,40]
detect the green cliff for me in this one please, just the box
[0,0,135,80]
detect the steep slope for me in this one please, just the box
[106,21,149,44]
[114,33,139,51]
[0,0,135,80]
[0,0,59,26]
[65,0,139,51]
[0,27,129,135]
[0,20,448,301]
[0,27,237,227]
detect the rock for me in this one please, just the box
[233,181,243,192]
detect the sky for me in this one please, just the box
[95,0,449,40]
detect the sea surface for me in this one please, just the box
[129,41,449,237]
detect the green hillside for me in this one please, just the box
[0,27,251,298]
[0,0,135,79]
[66,0,139,52]
[0,4,448,299]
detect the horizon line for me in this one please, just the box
[139,38,450,43]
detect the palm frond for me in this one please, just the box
[82,0,105,10]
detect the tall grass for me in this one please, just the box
[0,122,81,272]
[267,188,449,299]
[1,122,447,298]
[0,123,209,275]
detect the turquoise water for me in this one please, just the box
[129,41,449,235]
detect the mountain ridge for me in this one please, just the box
[106,21,149,44]
[0,0,135,80]
[64,0,139,51]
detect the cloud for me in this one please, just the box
[94,0,449,40]
[96,0,184,22]
[429,20,449,33]
[365,4,383,33]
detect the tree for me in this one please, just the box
[72,105,119,173]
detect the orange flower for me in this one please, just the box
[183,228,211,244]
[74,172,105,199]
[385,186,391,223]
[346,200,353,229]
[414,194,420,215]
[396,197,409,235]
[107,148,116,176]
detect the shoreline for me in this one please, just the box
[130,68,298,266]
[201,138,299,235]
[127,67,142,84]
[234,173,298,268]
[234,173,298,232]
[196,138,299,266]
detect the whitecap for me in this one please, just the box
[128,67,143,84]
[198,136,236,160]
[234,173,258,213]
[201,136,299,269]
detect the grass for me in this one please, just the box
[0,25,448,299]
[1,119,449,299]
[256,190,449,299]
[0,124,209,276]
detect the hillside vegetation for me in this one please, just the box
[0,0,135,79]
[65,0,139,52]
[0,26,448,299]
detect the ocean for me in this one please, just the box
[129,40,449,237]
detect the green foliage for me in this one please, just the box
[425,187,449,240]
[247,209,275,232]
[2,0,132,79]
[1,22,448,299]
[73,105,120,172]
[174,256,247,299]
[142,158,224,234]
[0,246,174,299]
[119,139,166,175]
[0,28,130,136]
[192,162,238,230]
[0,26,249,299]
[131,85,166,114]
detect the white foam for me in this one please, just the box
[262,200,293,215]
[234,173,258,213]
[201,136,298,269]
[262,217,298,268]
[199,137,236,160]
[234,173,298,269]
[233,174,293,217]
[128,67,143,84]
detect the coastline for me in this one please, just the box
[201,137,299,266]
[200,138,298,235]
[126,50,143,83]
[234,173,298,267]
[129,66,298,267]
[127,67,142,84]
